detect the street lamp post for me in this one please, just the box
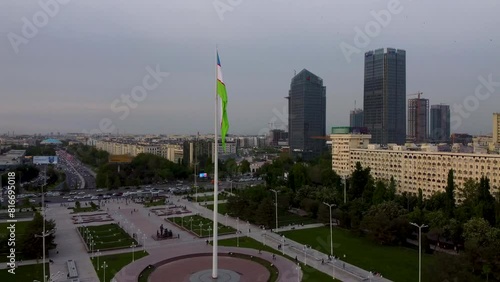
[131,243,136,262]
[270,189,279,231]
[296,263,301,282]
[90,240,95,259]
[281,235,285,255]
[102,261,108,282]
[96,250,101,270]
[410,222,428,282]
[323,202,336,257]
[262,227,266,246]
[246,221,250,237]
[303,245,310,266]
[199,222,204,237]
[236,217,239,247]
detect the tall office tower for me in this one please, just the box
[287,69,326,160]
[494,113,500,144]
[350,109,364,128]
[363,48,406,145]
[430,104,451,143]
[408,98,429,143]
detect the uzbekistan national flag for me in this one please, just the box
[217,51,229,151]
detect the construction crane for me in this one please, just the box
[407,91,424,142]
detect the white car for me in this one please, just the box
[90,196,99,200]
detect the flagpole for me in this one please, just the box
[212,48,219,279]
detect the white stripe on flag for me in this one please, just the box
[217,65,223,82]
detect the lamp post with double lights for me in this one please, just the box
[96,250,101,270]
[303,245,310,266]
[323,202,336,257]
[102,261,108,282]
[236,217,240,247]
[270,189,279,231]
[410,222,428,282]
[131,243,136,262]
[34,229,54,282]
[281,235,285,255]
[199,222,204,237]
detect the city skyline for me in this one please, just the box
[1,1,500,136]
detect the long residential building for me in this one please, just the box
[331,128,500,199]
[95,140,183,163]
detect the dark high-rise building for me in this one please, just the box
[349,109,364,128]
[287,69,326,160]
[430,104,451,142]
[363,48,406,145]
[408,98,429,143]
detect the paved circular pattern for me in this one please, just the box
[149,256,270,282]
[190,269,240,282]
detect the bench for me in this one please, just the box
[67,259,79,278]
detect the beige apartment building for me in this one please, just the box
[95,140,182,163]
[331,133,500,199]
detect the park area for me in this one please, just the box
[92,251,149,282]
[0,263,49,281]
[206,203,318,228]
[167,215,236,237]
[0,220,32,262]
[78,223,138,251]
[218,237,339,282]
[281,226,438,282]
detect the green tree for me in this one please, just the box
[372,180,387,205]
[255,197,274,228]
[239,159,251,174]
[349,162,371,200]
[445,169,456,218]
[475,176,496,226]
[360,201,409,245]
[20,212,57,259]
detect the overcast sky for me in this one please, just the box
[1,0,499,136]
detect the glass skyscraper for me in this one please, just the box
[363,48,406,145]
[430,104,451,142]
[350,109,364,128]
[287,69,326,160]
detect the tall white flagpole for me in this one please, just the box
[212,48,219,279]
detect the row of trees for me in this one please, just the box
[67,144,109,168]
[95,153,190,188]
[243,152,500,281]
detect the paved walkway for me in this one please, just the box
[112,242,301,282]
[179,196,392,282]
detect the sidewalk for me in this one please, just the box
[177,195,392,282]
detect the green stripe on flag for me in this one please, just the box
[217,80,229,151]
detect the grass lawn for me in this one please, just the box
[143,199,166,207]
[0,221,32,262]
[71,206,100,213]
[168,215,235,237]
[278,212,318,227]
[92,251,148,281]
[206,203,228,215]
[78,224,138,251]
[0,263,49,281]
[193,193,229,203]
[281,227,438,282]
[218,236,339,282]
[205,204,317,228]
